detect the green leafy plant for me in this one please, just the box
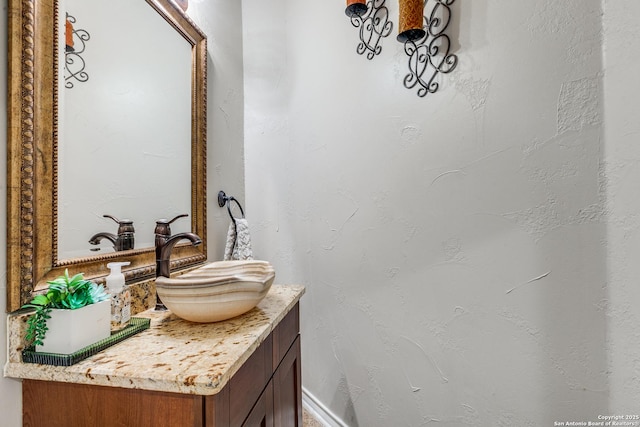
[22,270,110,347]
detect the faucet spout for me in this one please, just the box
[153,215,201,311]
[89,232,117,248]
[156,232,202,278]
[89,215,136,252]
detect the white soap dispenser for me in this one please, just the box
[106,261,131,332]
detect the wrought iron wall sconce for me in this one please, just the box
[344,0,458,97]
[400,0,458,97]
[64,13,90,89]
[345,0,393,60]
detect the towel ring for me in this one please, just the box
[217,191,245,227]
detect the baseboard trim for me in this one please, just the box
[302,387,349,427]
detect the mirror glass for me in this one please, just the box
[58,0,192,259]
[6,0,207,312]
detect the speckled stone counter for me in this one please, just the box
[4,284,305,396]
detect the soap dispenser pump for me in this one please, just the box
[106,261,131,332]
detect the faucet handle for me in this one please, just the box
[104,214,122,224]
[103,214,135,234]
[167,214,188,225]
[154,214,189,236]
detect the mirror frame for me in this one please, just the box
[6,0,208,312]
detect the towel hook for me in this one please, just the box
[217,191,245,227]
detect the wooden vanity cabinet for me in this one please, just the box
[22,304,302,427]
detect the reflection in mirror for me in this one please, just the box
[6,0,207,312]
[58,0,192,259]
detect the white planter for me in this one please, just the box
[37,300,111,354]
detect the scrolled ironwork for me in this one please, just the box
[349,0,393,60]
[403,0,458,97]
[64,13,90,89]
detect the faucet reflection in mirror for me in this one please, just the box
[154,214,202,311]
[88,214,135,252]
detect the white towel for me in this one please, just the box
[223,218,254,261]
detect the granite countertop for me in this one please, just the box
[4,284,305,395]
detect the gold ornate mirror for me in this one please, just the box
[6,0,207,312]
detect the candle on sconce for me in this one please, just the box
[345,0,368,18]
[65,17,74,52]
[397,0,426,42]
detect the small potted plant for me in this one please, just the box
[22,269,111,354]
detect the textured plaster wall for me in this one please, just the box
[183,0,246,263]
[602,0,640,412]
[0,1,244,424]
[243,0,610,425]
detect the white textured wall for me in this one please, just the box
[1,1,244,424]
[602,0,640,412]
[187,0,246,262]
[244,0,610,425]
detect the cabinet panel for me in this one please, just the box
[204,386,229,427]
[23,379,203,427]
[273,336,302,427]
[242,381,274,427]
[272,304,299,371]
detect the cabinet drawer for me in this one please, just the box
[23,380,204,427]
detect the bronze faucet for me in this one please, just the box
[154,214,202,310]
[89,214,135,251]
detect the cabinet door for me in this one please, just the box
[242,381,274,427]
[229,334,273,426]
[273,336,302,427]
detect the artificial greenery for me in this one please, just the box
[22,270,110,347]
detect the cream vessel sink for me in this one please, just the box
[155,260,275,322]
